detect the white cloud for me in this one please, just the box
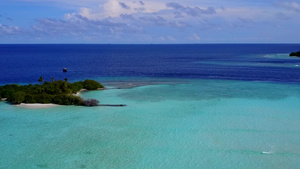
[280,1,300,12]
[166,2,216,17]
[64,0,167,20]
[167,36,176,41]
[3,0,300,43]
[218,7,270,20]
[9,0,104,8]
[0,24,20,34]
[63,0,220,30]
[79,7,92,18]
[190,34,201,41]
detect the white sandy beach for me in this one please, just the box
[10,88,104,109]
[15,103,59,109]
[73,89,87,96]
[73,88,104,96]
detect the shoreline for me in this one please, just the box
[73,89,87,96]
[14,88,106,109]
[15,103,59,109]
[73,88,104,96]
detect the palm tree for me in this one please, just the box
[64,78,68,82]
[51,77,55,82]
[38,76,44,83]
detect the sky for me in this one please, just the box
[0,0,300,44]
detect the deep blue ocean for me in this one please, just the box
[1,44,300,84]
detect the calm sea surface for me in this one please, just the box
[1,44,300,84]
[1,44,300,168]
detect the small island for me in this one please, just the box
[0,77,103,106]
[289,51,300,57]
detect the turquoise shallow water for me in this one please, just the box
[1,79,300,168]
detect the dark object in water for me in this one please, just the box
[289,51,300,57]
[63,68,67,72]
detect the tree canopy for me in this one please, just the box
[289,51,300,57]
[82,79,104,90]
[0,79,103,106]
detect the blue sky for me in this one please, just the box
[1,0,300,43]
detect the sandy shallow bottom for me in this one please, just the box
[1,79,300,169]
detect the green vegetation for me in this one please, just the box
[0,79,104,106]
[38,76,45,83]
[289,51,300,57]
[82,79,104,90]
